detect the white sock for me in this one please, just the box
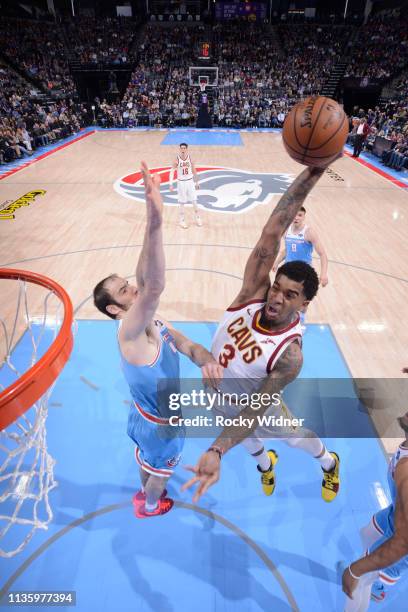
[257,450,272,471]
[316,448,335,471]
[241,438,271,471]
[145,501,158,512]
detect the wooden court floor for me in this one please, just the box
[1,129,407,447]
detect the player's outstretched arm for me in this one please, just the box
[342,459,408,599]
[182,342,302,502]
[122,162,165,340]
[163,321,224,389]
[231,166,326,307]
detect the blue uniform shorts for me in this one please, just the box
[127,407,185,478]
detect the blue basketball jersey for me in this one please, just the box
[285,225,313,264]
[382,444,408,535]
[370,445,408,587]
[120,319,180,420]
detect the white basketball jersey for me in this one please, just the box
[177,154,193,181]
[211,300,302,396]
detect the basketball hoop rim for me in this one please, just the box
[0,268,74,430]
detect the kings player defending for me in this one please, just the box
[93,163,222,518]
[169,143,202,229]
[183,165,340,503]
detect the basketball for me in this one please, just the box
[282,96,349,167]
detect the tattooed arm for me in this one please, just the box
[230,166,325,308]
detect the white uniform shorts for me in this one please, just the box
[177,179,196,204]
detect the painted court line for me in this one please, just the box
[344,150,408,190]
[0,131,95,181]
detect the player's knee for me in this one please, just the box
[241,437,264,455]
[284,436,302,448]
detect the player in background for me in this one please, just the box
[169,143,202,229]
[93,162,222,518]
[273,205,329,328]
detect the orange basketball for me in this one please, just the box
[282,96,349,167]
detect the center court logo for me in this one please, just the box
[114,166,293,214]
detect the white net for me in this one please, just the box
[0,275,70,557]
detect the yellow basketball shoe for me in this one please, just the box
[321,452,340,502]
[257,450,279,496]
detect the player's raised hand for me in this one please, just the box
[201,361,224,391]
[141,161,163,219]
[320,274,329,287]
[182,451,221,502]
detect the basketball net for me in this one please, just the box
[0,274,72,557]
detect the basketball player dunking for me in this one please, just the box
[93,163,222,518]
[169,143,202,229]
[183,165,340,503]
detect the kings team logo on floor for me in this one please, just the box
[114,166,293,214]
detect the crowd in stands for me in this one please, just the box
[1,13,407,169]
[279,24,352,92]
[65,17,137,65]
[348,98,408,170]
[0,65,88,165]
[0,17,76,97]
[116,21,355,129]
[344,14,408,81]
[390,74,408,106]
[119,25,205,127]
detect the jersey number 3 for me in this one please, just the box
[219,343,235,368]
